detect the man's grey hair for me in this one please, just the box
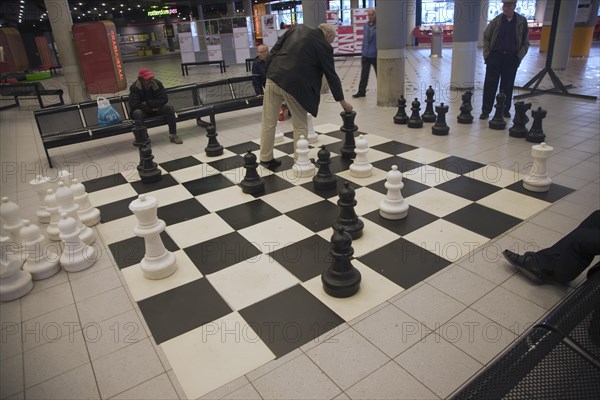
[318,23,337,37]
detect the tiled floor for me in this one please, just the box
[1,42,599,400]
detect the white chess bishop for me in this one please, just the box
[70,178,101,226]
[129,194,177,279]
[379,165,409,220]
[523,142,553,192]
[0,236,33,301]
[29,175,51,224]
[293,135,316,178]
[350,134,373,178]
[58,213,97,272]
[20,219,61,280]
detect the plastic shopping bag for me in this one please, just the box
[97,96,123,127]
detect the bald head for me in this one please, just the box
[257,44,268,61]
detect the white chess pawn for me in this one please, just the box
[55,181,96,245]
[20,220,61,280]
[274,121,284,143]
[29,175,51,224]
[379,165,409,220]
[0,197,24,245]
[0,236,33,301]
[523,142,553,192]
[350,134,373,178]
[129,194,177,280]
[58,213,97,273]
[307,114,318,143]
[70,179,101,227]
[292,135,316,178]
[44,189,61,241]
[57,169,73,187]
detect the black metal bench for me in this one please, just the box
[0,82,64,110]
[180,60,226,75]
[34,76,262,167]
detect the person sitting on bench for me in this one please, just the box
[128,68,182,144]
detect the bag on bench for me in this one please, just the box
[97,96,122,127]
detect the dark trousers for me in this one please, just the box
[535,210,600,283]
[357,56,377,95]
[131,104,177,135]
[481,52,520,114]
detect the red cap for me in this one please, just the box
[138,68,154,79]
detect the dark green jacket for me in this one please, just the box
[128,78,168,114]
[483,12,530,62]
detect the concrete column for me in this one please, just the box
[45,0,90,103]
[535,0,547,22]
[244,0,253,16]
[406,0,417,46]
[227,2,236,17]
[450,1,481,90]
[551,0,578,70]
[197,4,204,20]
[477,0,489,48]
[302,0,327,27]
[376,0,408,107]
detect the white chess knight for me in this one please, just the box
[29,175,51,224]
[293,135,316,178]
[523,142,553,192]
[0,197,24,246]
[379,165,409,220]
[274,120,284,143]
[55,181,96,245]
[20,219,61,280]
[306,114,318,143]
[350,134,373,178]
[58,213,97,272]
[70,178,101,226]
[0,236,33,301]
[129,194,177,280]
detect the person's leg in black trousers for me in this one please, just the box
[355,56,377,97]
[481,53,502,117]
[499,53,520,116]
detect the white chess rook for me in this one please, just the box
[1,197,24,246]
[350,134,373,178]
[293,135,316,178]
[0,236,33,301]
[307,114,318,143]
[44,189,62,241]
[55,181,96,244]
[274,121,284,143]
[380,165,409,220]
[523,142,553,193]
[30,175,51,224]
[58,213,97,272]
[20,220,61,280]
[71,178,101,227]
[129,194,177,280]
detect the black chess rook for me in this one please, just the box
[526,107,547,143]
[240,151,265,194]
[321,226,361,298]
[489,91,507,130]
[431,103,449,136]
[394,95,409,125]
[205,125,224,157]
[421,86,437,123]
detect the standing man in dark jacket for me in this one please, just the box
[353,8,377,98]
[480,0,529,120]
[252,44,268,96]
[128,68,182,144]
[259,23,353,168]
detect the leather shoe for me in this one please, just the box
[502,250,549,283]
[352,93,366,98]
[260,158,281,169]
[479,113,489,120]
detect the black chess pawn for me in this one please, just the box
[139,146,162,184]
[457,90,474,124]
[240,151,265,194]
[313,145,337,191]
[489,91,507,130]
[204,125,223,157]
[431,103,449,136]
[408,98,423,128]
[321,226,361,298]
[340,111,358,159]
[332,182,364,240]
[509,101,532,138]
[393,95,409,125]
[421,85,437,123]
[526,107,547,143]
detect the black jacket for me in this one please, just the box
[267,25,344,117]
[128,78,168,114]
[251,57,267,95]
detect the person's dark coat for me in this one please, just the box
[251,57,267,95]
[266,24,344,117]
[128,78,168,114]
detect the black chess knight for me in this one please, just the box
[509,101,532,138]
[457,90,474,124]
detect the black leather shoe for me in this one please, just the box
[352,93,366,98]
[260,158,281,169]
[502,250,549,283]
[479,113,489,120]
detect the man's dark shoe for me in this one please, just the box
[352,93,366,98]
[260,158,281,169]
[503,111,511,118]
[502,250,549,283]
[479,113,489,120]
